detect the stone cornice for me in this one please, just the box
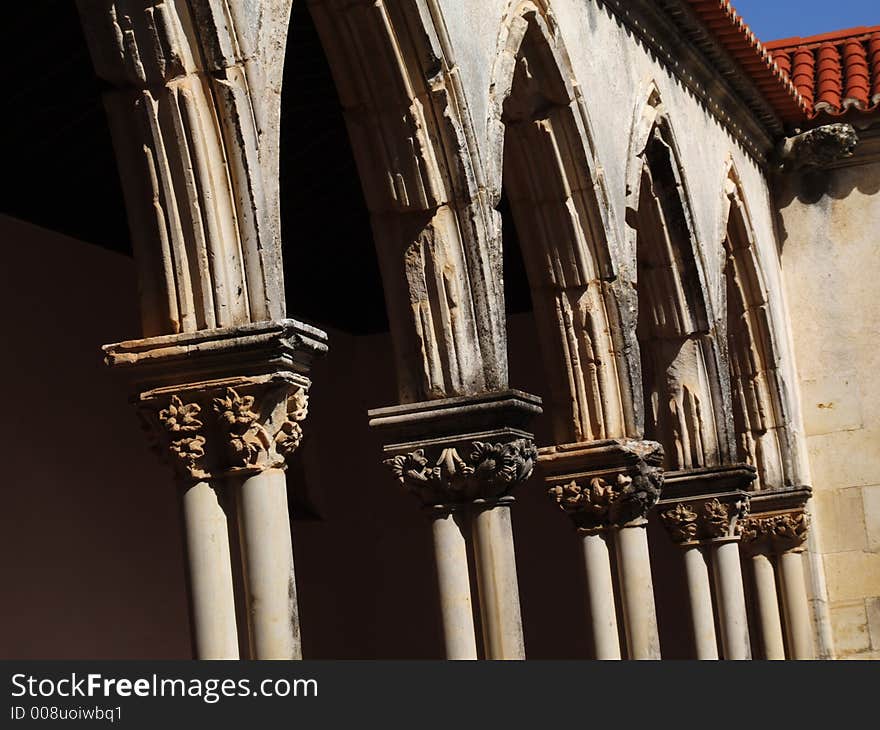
[602,0,785,161]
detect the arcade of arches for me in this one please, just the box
[2,1,878,660]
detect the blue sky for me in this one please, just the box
[732,0,878,42]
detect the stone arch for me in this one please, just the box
[625,88,734,469]
[76,0,294,337]
[487,0,636,444]
[720,161,798,489]
[78,0,508,404]
[306,0,507,403]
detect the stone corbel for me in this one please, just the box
[657,465,756,546]
[739,486,812,556]
[369,390,543,509]
[541,440,665,532]
[776,123,859,172]
[105,319,328,483]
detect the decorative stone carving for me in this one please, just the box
[370,390,542,509]
[777,123,859,171]
[153,395,209,480]
[541,439,666,527]
[546,449,664,530]
[740,511,809,554]
[657,465,755,544]
[659,495,750,545]
[275,388,309,460]
[385,439,538,506]
[659,503,699,543]
[213,388,272,468]
[106,320,328,484]
[740,486,813,556]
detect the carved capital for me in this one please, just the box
[105,320,327,484]
[741,511,809,555]
[139,379,310,482]
[657,464,755,544]
[741,486,813,555]
[370,390,543,508]
[659,495,750,545]
[384,439,538,506]
[541,440,664,530]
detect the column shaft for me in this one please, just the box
[779,550,815,659]
[472,502,525,660]
[236,468,301,659]
[615,520,661,659]
[711,540,751,660]
[182,480,239,659]
[751,553,786,660]
[431,510,478,660]
[580,531,622,659]
[682,545,718,660]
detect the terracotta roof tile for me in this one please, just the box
[765,25,880,118]
[685,1,809,124]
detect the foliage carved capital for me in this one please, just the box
[385,438,538,507]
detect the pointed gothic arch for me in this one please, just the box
[720,162,798,489]
[307,0,508,403]
[625,90,733,469]
[487,0,636,444]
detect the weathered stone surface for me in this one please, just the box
[63,0,876,661]
[541,440,664,529]
[777,123,859,171]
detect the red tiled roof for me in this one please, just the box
[685,1,810,124]
[765,26,880,118]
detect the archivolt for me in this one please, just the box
[77,0,294,336]
[488,0,636,444]
[626,87,735,468]
[308,0,507,402]
[720,162,799,488]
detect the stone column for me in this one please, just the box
[659,466,755,660]
[749,552,786,660]
[660,501,718,659]
[740,488,814,660]
[616,517,661,659]
[543,439,664,660]
[779,548,813,659]
[235,467,301,659]
[682,544,718,659]
[371,390,542,660]
[579,528,621,660]
[711,537,751,660]
[105,320,328,660]
[472,497,526,659]
[430,507,478,660]
[181,478,239,659]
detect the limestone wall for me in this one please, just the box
[777,140,880,659]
